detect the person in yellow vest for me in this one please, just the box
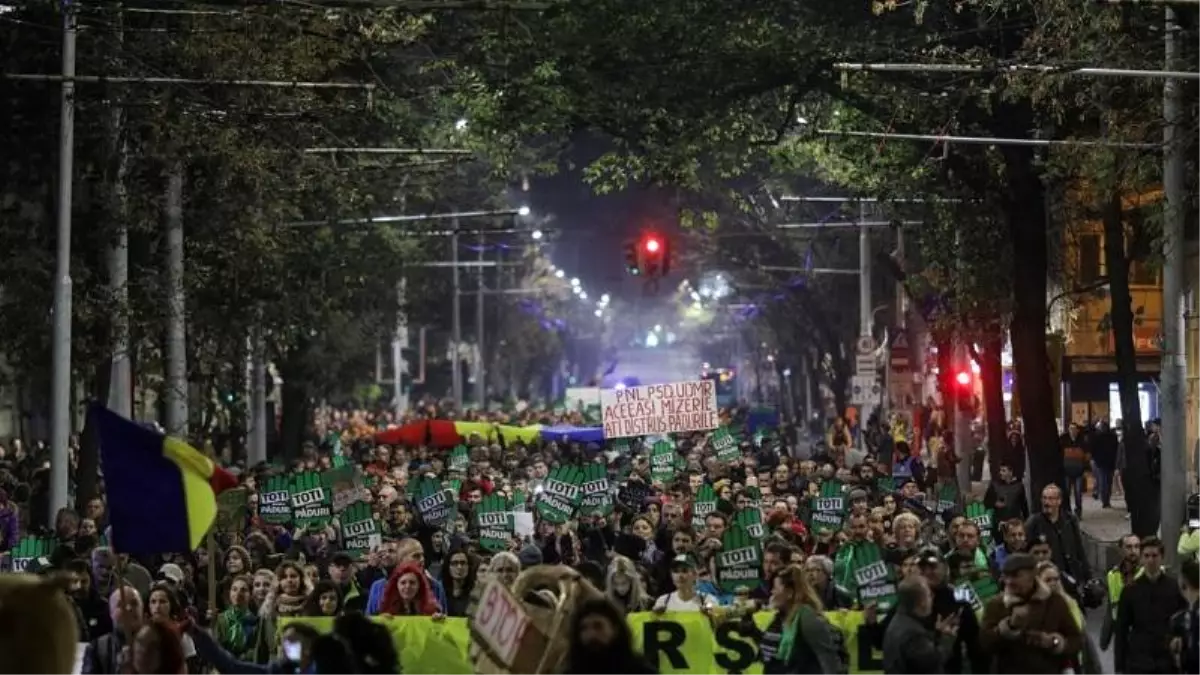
[1100,534,1143,651]
[1038,561,1102,674]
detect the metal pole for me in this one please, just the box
[833,62,1200,80]
[780,196,961,203]
[301,148,472,155]
[106,3,131,419]
[285,208,526,228]
[49,1,77,519]
[0,73,376,89]
[393,278,409,417]
[164,161,188,436]
[450,222,463,408]
[475,231,486,406]
[775,220,923,229]
[1160,5,1188,568]
[859,202,872,338]
[248,311,267,465]
[815,129,1157,149]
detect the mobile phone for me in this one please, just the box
[953,586,971,603]
[282,639,302,662]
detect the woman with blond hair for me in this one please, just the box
[606,556,652,613]
[739,565,846,673]
[1037,561,1102,674]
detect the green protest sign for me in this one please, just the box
[327,465,369,514]
[216,487,248,533]
[339,502,380,559]
[935,483,959,515]
[715,525,762,593]
[475,493,514,552]
[291,471,333,529]
[710,427,739,463]
[579,463,613,517]
[743,486,762,511]
[448,445,469,474]
[810,480,845,532]
[849,542,898,612]
[965,501,995,548]
[650,441,677,484]
[259,475,293,525]
[9,535,53,573]
[412,476,455,528]
[734,504,765,540]
[535,465,584,524]
[691,484,717,531]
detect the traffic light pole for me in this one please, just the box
[451,222,463,409]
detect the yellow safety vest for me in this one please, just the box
[1106,566,1144,618]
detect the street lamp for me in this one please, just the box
[518,205,531,217]
[531,229,543,240]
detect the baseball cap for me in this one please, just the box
[670,554,697,570]
[916,550,942,568]
[158,563,185,583]
[1001,552,1038,575]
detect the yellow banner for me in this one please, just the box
[282,609,883,674]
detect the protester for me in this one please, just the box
[741,564,846,673]
[881,577,959,674]
[1113,536,1187,674]
[1170,558,1199,674]
[980,553,1084,673]
[564,597,658,674]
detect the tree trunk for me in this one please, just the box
[1000,143,1063,502]
[1102,185,1156,535]
[979,330,1009,476]
[278,359,310,464]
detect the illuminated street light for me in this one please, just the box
[555,270,565,278]
[531,229,543,240]
[518,205,531,217]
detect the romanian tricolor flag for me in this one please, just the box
[91,404,238,555]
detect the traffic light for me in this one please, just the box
[623,241,640,275]
[952,369,975,412]
[636,232,670,278]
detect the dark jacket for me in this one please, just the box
[1171,603,1198,675]
[1025,511,1091,587]
[882,609,955,674]
[750,607,846,674]
[984,479,1029,525]
[867,583,986,674]
[1114,572,1187,673]
[1090,429,1118,471]
[84,631,127,675]
[979,581,1084,674]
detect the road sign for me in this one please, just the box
[856,335,877,355]
[850,374,880,406]
[890,332,910,372]
[856,354,876,375]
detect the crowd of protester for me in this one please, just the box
[0,401,1195,675]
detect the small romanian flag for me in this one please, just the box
[91,404,238,555]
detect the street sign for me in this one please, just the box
[856,335,877,354]
[850,374,880,406]
[856,354,876,375]
[890,332,910,372]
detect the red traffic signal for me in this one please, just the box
[644,237,661,253]
[955,370,972,387]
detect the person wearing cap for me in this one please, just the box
[326,552,365,613]
[651,554,715,612]
[979,552,1083,673]
[862,550,985,672]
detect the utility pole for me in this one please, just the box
[164,161,188,437]
[106,2,131,420]
[475,230,486,406]
[450,220,463,408]
[49,1,77,519]
[1159,5,1187,567]
[858,200,876,450]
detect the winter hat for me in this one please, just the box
[517,544,543,569]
